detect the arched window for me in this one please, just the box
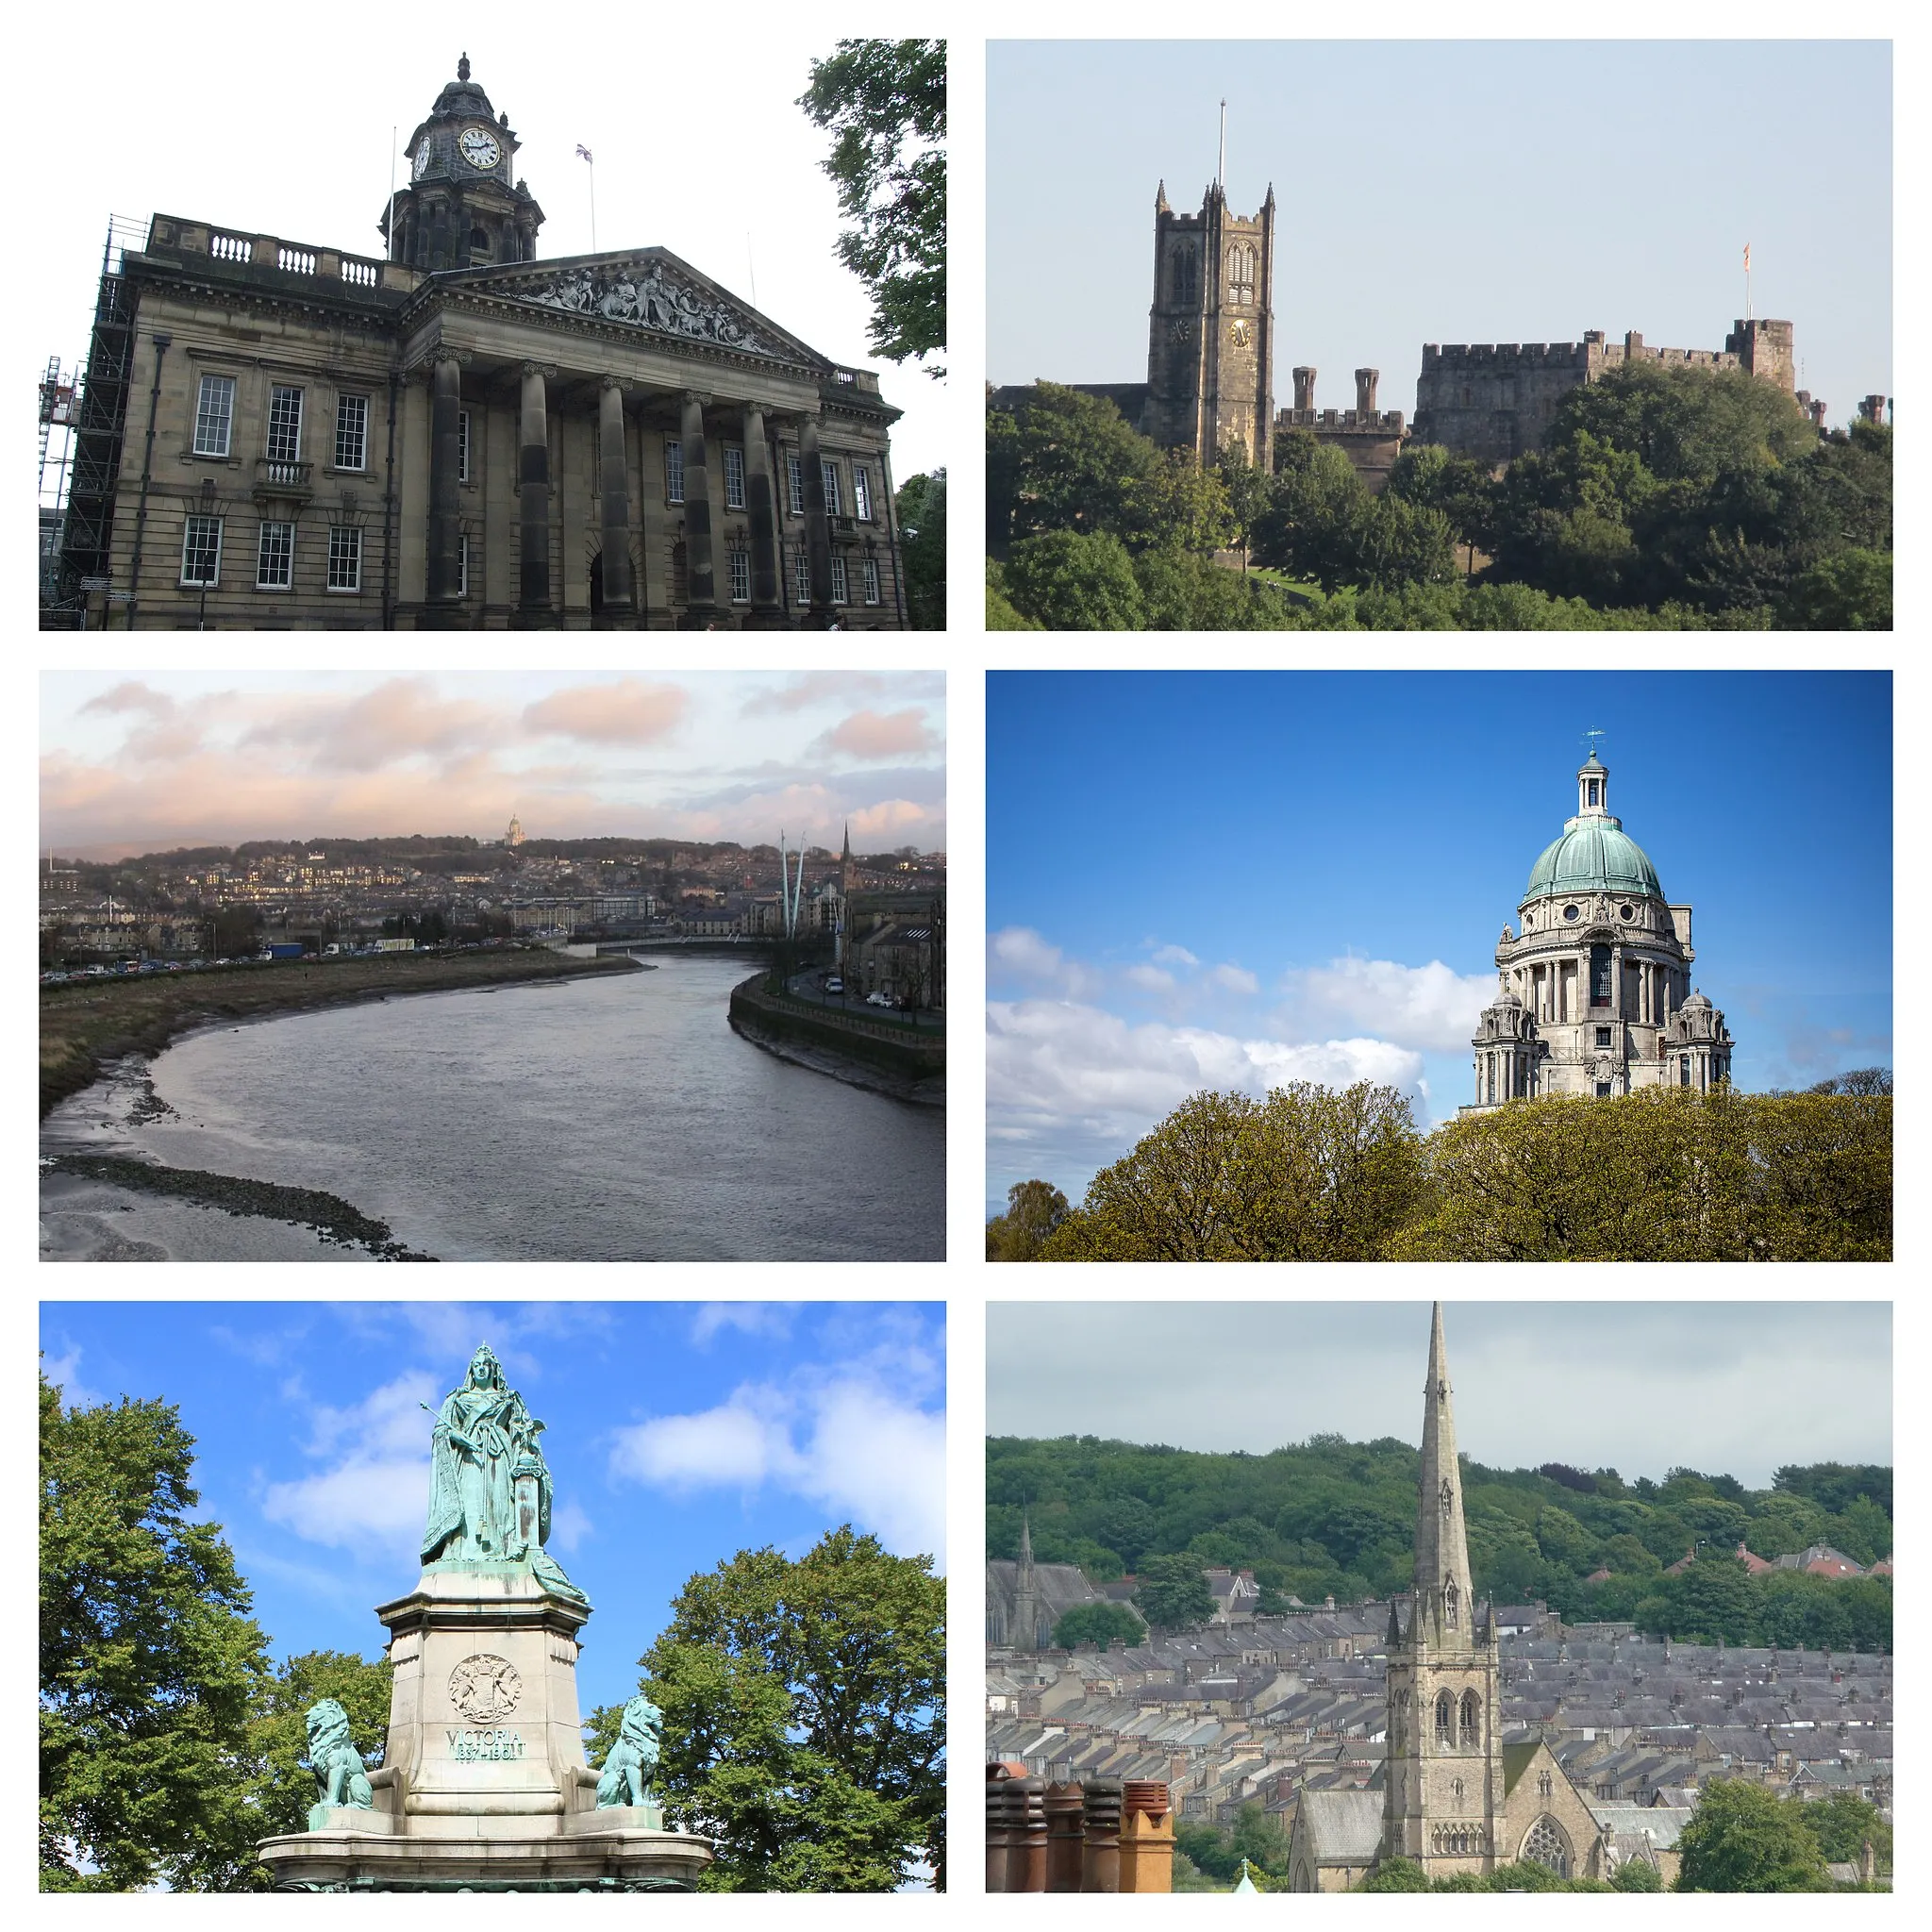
[1171,249,1198,307]
[1226,242,1257,307]
[469,225,491,264]
[1445,1581,1459,1630]
[1459,1690,1480,1746]
[1435,1692,1454,1743]
[1450,1776,1465,1808]
[1522,1816,1570,1878]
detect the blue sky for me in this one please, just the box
[988,1303,1892,1487]
[990,40,1892,431]
[986,671,1891,1211]
[41,1302,945,1716]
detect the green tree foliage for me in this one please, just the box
[1038,1082,1425,1261]
[605,1526,944,1892]
[1050,1602,1144,1649]
[1611,1857,1663,1890]
[894,469,945,629]
[246,1650,392,1849]
[989,385,1164,548]
[1175,1804,1289,1884]
[1674,1778,1832,1891]
[40,1372,270,1891]
[984,561,1041,629]
[984,1179,1071,1260]
[1360,1857,1431,1890]
[1796,1792,1890,1876]
[798,41,945,374]
[1133,1553,1217,1630]
[1003,529,1145,629]
[986,1437,1890,1646]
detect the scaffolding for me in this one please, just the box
[44,216,146,628]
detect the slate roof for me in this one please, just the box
[1301,1789,1385,1863]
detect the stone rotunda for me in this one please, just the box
[1465,749,1734,1112]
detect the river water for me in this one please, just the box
[41,956,945,1261]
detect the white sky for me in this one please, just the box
[25,5,944,481]
[40,669,945,858]
[986,1302,1892,1489]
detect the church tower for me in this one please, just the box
[1142,178,1274,469]
[1382,1306,1504,1878]
[381,54,545,272]
[1013,1512,1041,1651]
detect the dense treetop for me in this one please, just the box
[988,1432,1890,1652]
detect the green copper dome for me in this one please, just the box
[1525,817,1662,900]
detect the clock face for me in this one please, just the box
[459,127,502,170]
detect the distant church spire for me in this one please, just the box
[1414,1303,1475,1641]
[1014,1508,1040,1651]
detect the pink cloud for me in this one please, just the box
[235,679,510,772]
[523,679,688,745]
[818,708,938,761]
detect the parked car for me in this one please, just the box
[866,991,892,1008]
[824,975,844,995]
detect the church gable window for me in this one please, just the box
[256,519,294,590]
[724,446,746,510]
[326,525,361,592]
[665,439,685,505]
[265,385,304,466]
[334,394,368,472]
[179,514,223,585]
[1522,1816,1570,1878]
[193,375,235,458]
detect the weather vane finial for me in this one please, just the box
[1583,728,1607,764]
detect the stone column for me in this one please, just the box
[596,378,634,621]
[425,354,463,616]
[798,411,835,624]
[676,391,718,626]
[741,403,785,626]
[517,362,553,623]
[1611,942,1624,1018]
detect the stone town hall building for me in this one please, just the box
[1466,749,1734,1113]
[54,57,908,629]
[1289,1307,1607,1890]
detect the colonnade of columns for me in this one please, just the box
[422,359,852,628]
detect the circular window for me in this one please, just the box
[1562,905,1579,922]
[1619,904,1635,921]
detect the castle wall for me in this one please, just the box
[1275,408,1409,491]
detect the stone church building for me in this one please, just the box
[58,57,908,629]
[985,1516,1129,1651]
[1466,748,1735,1112]
[1289,1307,1608,1890]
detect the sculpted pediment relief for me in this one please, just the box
[464,253,801,360]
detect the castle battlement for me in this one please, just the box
[1423,342,1592,369]
[1277,408,1407,433]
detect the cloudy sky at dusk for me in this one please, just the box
[42,669,945,858]
[987,671,1890,1211]
[987,1303,1891,1489]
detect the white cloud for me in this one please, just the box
[42,1346,103,1411]
[1150,944,1199,969]
[547,1501,592,1555]
[1207,962,1260,996]
[1124,963,1175,993]
[691,1304,797,1347]
[1287,957,1494,1053]
[987,924,1101,998]
[609,1374,946,1566]
[262,1371,439,1555]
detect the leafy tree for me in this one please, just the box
[985,1179,1071,1261]
[1097,1496,1158,1571]
[1674,1778,1831,1891]
[1360,1857,1431,1890]
[40,1371,270,1891]
[894,469,945,630]
[246,1650,392,1852]
[1043,1082,1424,1260]
[602,1526,944,1891]
[798,41,945,374]
[1611,1857,1663,1890]
[1782,546,1890,629]
[1050,1602,1143,1649]
[1123,450,1236,553]
[1214,441,1275,558]
[984,561,1041,629]
[1003,529,1144,629]
[1133,1554,1215,1631]
[988,385,1163,549]
[1793,1792,1890,1874]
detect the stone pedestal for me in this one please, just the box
[258,1560,711,1891]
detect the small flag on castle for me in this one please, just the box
[575,144,593,163]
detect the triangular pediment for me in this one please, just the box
[441,248,823,365]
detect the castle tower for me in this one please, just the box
[1382,1306,1504,1878]
[1013,1512,1041,1651]
[381,53,545,273]
[1724,318,1796,394]
[1142,179,1274,469]
[1467,744,1733,1112]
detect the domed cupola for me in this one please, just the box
[381,54,545,273]
[1523,750,1664,903]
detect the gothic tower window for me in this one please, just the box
[1226,242,1257,307]
[1451,1777,1464,1808]
[1445,1580,1458,1630]
[1435,1692,1454,1743]
[1171,249,1198,307]
[1459,1690,1480,1746]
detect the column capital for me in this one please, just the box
[522,360,559,379]
[680,389,713,408]
[601,375,633,393]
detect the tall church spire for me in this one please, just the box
[1013,1509,1040,1651]
[1414,1303,1474,1641]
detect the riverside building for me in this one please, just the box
[53,57,908,630]
[1466,750,1734,1112]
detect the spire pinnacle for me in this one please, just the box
[1413,1303,1474,1641]
[1019,1510,1033,1565]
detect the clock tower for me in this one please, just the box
[381,54,545,273]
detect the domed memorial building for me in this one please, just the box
[1465,749,1734,1113]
